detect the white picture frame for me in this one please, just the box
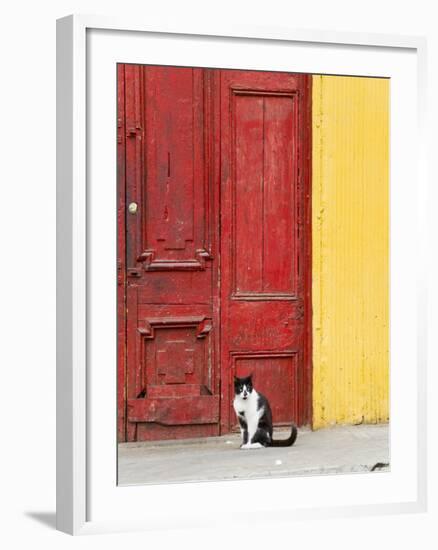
[56,15,428,536]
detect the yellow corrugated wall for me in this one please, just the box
[312,75,389,428]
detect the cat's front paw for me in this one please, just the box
[240,443,250,450]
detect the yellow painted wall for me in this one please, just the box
[312,75,389,428]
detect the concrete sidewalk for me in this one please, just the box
[118,424,389,486]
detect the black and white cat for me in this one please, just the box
[233,375,298,450]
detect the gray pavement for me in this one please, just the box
[118,423,389,486]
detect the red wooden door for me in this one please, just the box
[118,65,311,442]
[219,70,312,431]
[118,65,220,442]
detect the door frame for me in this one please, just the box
[117,67,313,442]
[117,64,128,442]
[302,74,313,429]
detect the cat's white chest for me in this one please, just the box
[233,391,263,447]
[233,391,258,418]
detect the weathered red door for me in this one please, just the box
[118,65,311,442]
[219,70,312,431]
[118,65,220,442]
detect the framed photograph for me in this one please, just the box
[56,15,427,535]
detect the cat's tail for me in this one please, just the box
[270,424,298,447]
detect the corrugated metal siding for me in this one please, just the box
[312,75,389,428]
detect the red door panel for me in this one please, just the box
[120,65,220,442]
[118,66,311,442]
[219,70,311,432]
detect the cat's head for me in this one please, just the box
[234,375,253,400]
